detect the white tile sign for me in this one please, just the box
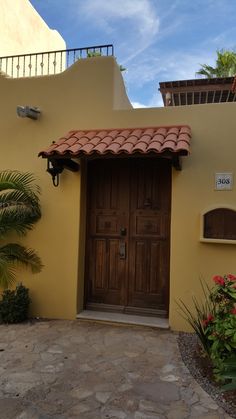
[215,173,233,190]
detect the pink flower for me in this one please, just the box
[227,274,236,281]
[231,308,236,315]
[213,275,225,286]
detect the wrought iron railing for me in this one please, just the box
[0,44,114,78]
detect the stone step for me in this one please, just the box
[76,310,169,329]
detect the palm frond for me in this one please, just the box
[0,190,39,206]
[0,171,42,287]
[0,207,40,237]
[0,171,40,195]
[0,243,43,274]
[0,257,17,288]
[0,171,41,238]
[197,50,236,79]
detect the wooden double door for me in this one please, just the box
[85,158,171,317]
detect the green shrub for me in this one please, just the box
[221,354,236,391]
[204,274,236,379]
[0,284,30,323]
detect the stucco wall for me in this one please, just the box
[0,56,235,330]
[0,0,66,76]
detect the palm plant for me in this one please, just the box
[0,171,43,288]
[197,49,236,78]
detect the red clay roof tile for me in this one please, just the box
[39,126,191,158]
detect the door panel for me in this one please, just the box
[86,159,129,306]
[128,160,171,315]
[85,158,171,316]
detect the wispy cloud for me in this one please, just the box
[131,101,147,108]
[125,49,216,88]
[78,0,160,62]
[131,93,163,108]
[30,0,236,109]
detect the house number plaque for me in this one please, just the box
[215,173,233,190]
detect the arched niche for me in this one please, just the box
[203,208,236,241]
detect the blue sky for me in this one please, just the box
[30,0,236,107]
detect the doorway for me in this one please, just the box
[84,158,171,317]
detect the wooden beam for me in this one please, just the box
[160,84,232,94]
[172,155,182,171]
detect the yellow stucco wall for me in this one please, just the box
[0,0,66,76]
[0,56,235,330]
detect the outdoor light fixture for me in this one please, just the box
[16,106,41,120]
[47,158,80,187]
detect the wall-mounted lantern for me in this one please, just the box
[47,158,80,187]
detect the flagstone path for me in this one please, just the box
[0,320,233,418]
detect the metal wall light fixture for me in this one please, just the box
[47,158,80,187]
[16,106,41,120]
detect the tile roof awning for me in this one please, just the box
[39,126,191,168]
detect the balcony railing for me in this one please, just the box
[0,44,114,78]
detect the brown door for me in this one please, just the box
[85,158,171,317]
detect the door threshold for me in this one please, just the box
[76,310,169,329]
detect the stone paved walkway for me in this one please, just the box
[0,320,233,419]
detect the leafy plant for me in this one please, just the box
[119,65,126,72]
[87,50,102,58]
[205,274,236,380]
[0,171,43,288]
[85,50,126,72]
[221,355,236,391]
[0,283,30,323]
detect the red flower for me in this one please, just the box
[202,314,214,327]
[227,274,236,281]
[202,319,208,327]
[213,275,225,286]
[231,308,236,315]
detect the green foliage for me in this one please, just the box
[0,171,41,238]
[197,49,236,78]
[85,50,126,72]
[86,50,102,58]
[221,355,236,391]
[205,275,236,380]
[178,274,236,386]
[0,284,30,323]
[119,65,126,72]
[0,171,43,288]
[207,314,236,377]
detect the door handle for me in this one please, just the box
[120,227,127,236]
[119,241,126,259]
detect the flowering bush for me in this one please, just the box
[202,274,236,380]
[178,274,236,383]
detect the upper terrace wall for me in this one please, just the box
[0,0,66,76]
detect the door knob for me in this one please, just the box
[120,227,127,236]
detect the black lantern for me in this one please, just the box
[47,158,80,187]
